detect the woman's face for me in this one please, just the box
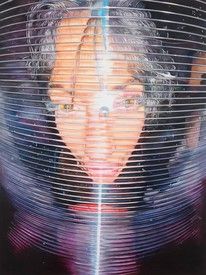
[49,13,145,183]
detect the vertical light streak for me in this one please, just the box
[94,2,110,274]
[95,183,103,275]
[94,0,109,275]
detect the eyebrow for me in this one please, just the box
[49,78,140,94]
[49,83,64,89]
[112,78,140,91]
[49,83,74,95]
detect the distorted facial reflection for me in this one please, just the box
[48,13,145,184]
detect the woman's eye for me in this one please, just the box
[113,96,139,110]
[125,98,135,108]
[59,104,74,111]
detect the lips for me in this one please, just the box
[70,203,127,213]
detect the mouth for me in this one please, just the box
[70,203,127,213]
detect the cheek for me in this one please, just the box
[55,112,86,155]
[112,111,144,151]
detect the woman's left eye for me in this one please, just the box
[124,98,136,108]
[113,96,138,110]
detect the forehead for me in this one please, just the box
[50,12,135,87]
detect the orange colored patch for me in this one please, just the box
[70,203,127,213]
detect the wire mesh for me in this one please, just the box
[0,0,206,274]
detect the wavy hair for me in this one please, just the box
[26,0,176,116]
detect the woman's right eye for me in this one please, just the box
[59,104,74,111]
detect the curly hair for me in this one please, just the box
[26,0,176,116]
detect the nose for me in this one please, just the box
[84,108,113,161]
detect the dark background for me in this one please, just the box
[1,185,206,275]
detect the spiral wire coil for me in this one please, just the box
[0,0,206,274]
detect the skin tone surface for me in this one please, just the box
[48,11,202,184]
[187,53,206,148]
[48,11,142,184]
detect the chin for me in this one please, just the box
[87,168,122,184]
